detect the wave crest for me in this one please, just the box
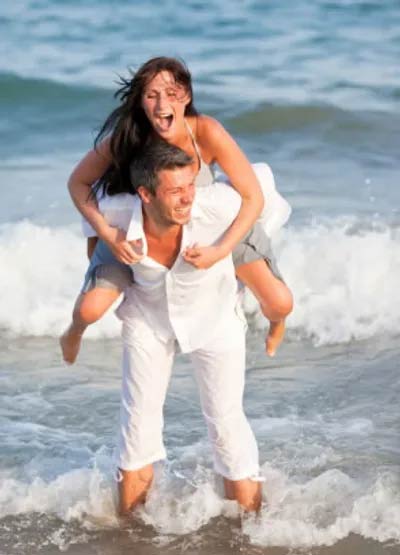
[1,219,399,345]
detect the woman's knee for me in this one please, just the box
[74,289,118,325]
[74,302,101,325]
[260,285,293,321]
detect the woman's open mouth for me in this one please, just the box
[156,113,174,133]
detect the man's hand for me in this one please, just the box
[182,244,227,269]
[105,228,144,265]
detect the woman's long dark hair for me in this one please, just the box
[93,57,198,197]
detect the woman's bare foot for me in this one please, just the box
[59,326,84,364]
[266,320,285,357]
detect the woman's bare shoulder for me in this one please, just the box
[194,114,224,137]
[188,114,227,162]
[93,136,112,159]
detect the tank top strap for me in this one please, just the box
[184,119,202,160]
[184,118,214,188]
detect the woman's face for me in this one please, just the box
[141,71,190,140]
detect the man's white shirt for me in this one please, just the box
[83,184,243,353]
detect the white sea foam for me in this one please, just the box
[244,467,400,547]
[0,220,121,338]
[0,458,398,548]
[0,403,398,547]
[1,218,399,344]
[0,466,118,528]
[245,218,400,344]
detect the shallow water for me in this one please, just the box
[1,334,399,553]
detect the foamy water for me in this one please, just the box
[1,323,399,552]
[1,218,399,345]
[1,445,399,549]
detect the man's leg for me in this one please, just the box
[189,314,262,511]
[118,464,154,515]
[117,322,175,515]
[222,477,261,511]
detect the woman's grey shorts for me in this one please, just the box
[81,222,283,295]
[81,240,133,294]
[232,222,284,282]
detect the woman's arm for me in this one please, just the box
[68,140,141,264]
[183,115,264,268]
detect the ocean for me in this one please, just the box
[1,1,399,554]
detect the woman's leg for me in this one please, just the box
[60,237,133,364]
[235,259,293,356]
[60,286,121,364]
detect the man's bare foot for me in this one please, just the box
[59,326,84,364]
[266,320,285,357]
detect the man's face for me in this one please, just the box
[140,165,196,227]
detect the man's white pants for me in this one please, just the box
[117,313,260,481]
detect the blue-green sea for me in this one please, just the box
[1,1,399,554]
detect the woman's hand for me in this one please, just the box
[182,244,227,269]
[105,227,144,265]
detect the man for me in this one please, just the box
[114,141,262,514]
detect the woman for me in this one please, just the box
[61,57,293,363]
